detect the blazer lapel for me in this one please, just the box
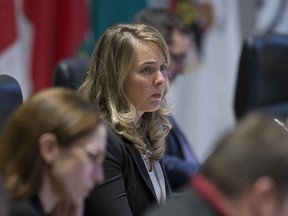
[124,141,157,198]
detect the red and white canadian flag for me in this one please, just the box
[0,0,89,99]
[0,0,32,99]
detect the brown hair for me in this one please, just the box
[134,8,189,46]
[0,88,102,199]
[203,112,288,200]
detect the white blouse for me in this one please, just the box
[142,156,166,205]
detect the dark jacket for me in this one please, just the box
[142,187,217,216]
[84,128,171,216]
[164,116,199,190]
[10,196,47,216]
[143,174,230,216]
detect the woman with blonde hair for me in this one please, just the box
[0,88,107,216]
[79,23,172,216]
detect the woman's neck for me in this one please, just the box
[133,111,143,125]
[38,172,60,214]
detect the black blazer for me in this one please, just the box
[84,128,171,216]
[10,196,47,216]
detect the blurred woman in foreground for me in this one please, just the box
[0,88,107,216]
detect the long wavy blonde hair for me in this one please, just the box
[78,23,171,160]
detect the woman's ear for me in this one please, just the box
[39,132,59,164]
[250,177,278,216]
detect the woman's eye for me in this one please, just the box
[160,65,168,73]
[140,67,152,73]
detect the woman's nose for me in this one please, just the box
[154,70,166,87]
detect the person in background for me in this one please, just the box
[134,8,200,190]
[78,23,172,216]
[0,88,107,216]
[143,112,288,216]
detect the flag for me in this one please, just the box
[88,0,147,47]
[23,0,89,93]
[0,0,32,99]
[0,0,16,52]
[170,0,241,161]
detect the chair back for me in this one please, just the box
[0,74,23,130]
[52,57,90,90]
[234,34,288,120]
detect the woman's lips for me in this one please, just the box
[151,93,162,98]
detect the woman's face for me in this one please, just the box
[123,42,168,117]
[168,29,191,82]
[51,124,107,203]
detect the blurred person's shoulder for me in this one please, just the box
[10,196,46,216]
[142,185,216,216]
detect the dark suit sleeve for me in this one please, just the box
[163,154,198,190]
[84,130,133,216]
[163,117,200,190]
